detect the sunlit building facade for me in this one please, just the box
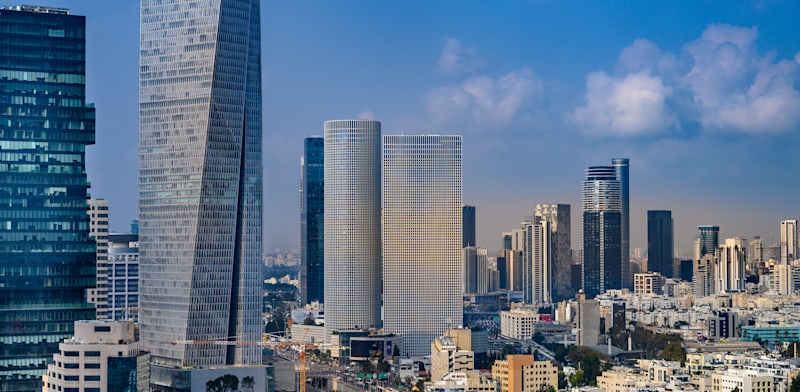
[582,165,622,298]
[383,135,463,357]
[324,120,382,337]
[138,0,263,372]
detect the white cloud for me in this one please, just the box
[436,37,484,75]
[572,23,800,137]
[425,67,542,128]
[572,71,675,137]
[357,110,376,120]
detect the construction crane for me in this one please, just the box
[173,327,318,392]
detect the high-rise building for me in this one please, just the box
[0,6,97,390]
[612,158,630,289]
[780,220,798,263]
[324,120,382,337]
[88,199,110,320]
[582,165,622,298]
[713,238,746,293]
[695,225,720,260]
[463,205,476,248]
[139,0,264,376]
[463,247,480,294]
[749,236,764,275]
[300,137,324,305]
[383,135,463,357]
[107,233,139,322]
[535,204,571,301]
[522,219,551,305]
[647,210,674,278]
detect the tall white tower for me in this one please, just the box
[781,220,798,263]
[383,135,463,357]
[323,120,382,337]
[713,238,747,293]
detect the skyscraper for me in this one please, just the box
[463,205,476,248]
[713,238,746,293]
[612,158,630,288]
[300,137,324,305]
[535,204,571,301]
[780,220,798,263]
[0,6,97,391]
[522,219,551,305]
[324,120,382,337]
[383,135,463,357]
[647,210,674,278]
[139,0,263,372]
[695,225,720,260]
[582,166,622,298]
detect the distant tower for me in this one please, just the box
[462,205,477,248]
[300,137,324,305]
[780,220,798,263]
[324,120,382,337]
[535,204,571,300]
[88,199,110,320]
[695,226,720,260]
[714,238,747,293]
[522,219,551,305]
[582,166,622,298]
[749,236,763,275]
[647,210,674,278]
[612,158,630,288]
[383,134,463,357]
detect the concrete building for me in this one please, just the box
[491,355,557,392]
[42,320,149,392]
[463,247,488,294]
[694,255,714,298]
[426,371,498,392]
[138,0,267,386]
[500,308,540,340]
[634,272,665,295]
[383,135,463,357]
[324,120,382,337]
[711,369,773,392]
[714,238,747,293]
[0,6,98,390]
[523,219,551,305]
[431,336,474,382]
[596,367,646,392]
[577,292,600,346]
[87,199,110,320]
[780,220,798,263]
[535,204,572,301]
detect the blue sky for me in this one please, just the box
[35,1,800,257]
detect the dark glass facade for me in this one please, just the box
[0,6,96,391]
[697,225,719,259]
[300,137,324,305]
[107,356,138,392]
[583,211,621,298]
[647,210,674,277]
[462,205,476,248]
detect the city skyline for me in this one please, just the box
[22,1,800,257]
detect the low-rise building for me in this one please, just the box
[426,371,497,392]
[431,336,474,382]
[42,320,148,392]
[491,355,557,392]
[711,369,773,392]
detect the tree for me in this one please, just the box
[659,341,686,365]
[557,371,567,389]
[536,384,556,392]
[791,373,800,392]
[241,376,255,392]
[566,346,608,382]
[206,374,240,392]
[568,370,584,387]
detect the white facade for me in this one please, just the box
[500,309,540,340]
[523,220,551,305]
[383,135,463,357]
[42,320,147,392]
[323,119,382,337]
[711,369,773,392]
[780,220,798,263]
[714,238,747,293]
[87,199,109,320]
[430,336,474,383]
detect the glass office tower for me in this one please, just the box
[139,0,263,369]
[647,210,674,277]
[300,137,324,305]
[582,166,622,298]
[0,6,96,391]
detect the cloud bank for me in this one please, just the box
[436,37,485,75]
[572,24,800,137]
